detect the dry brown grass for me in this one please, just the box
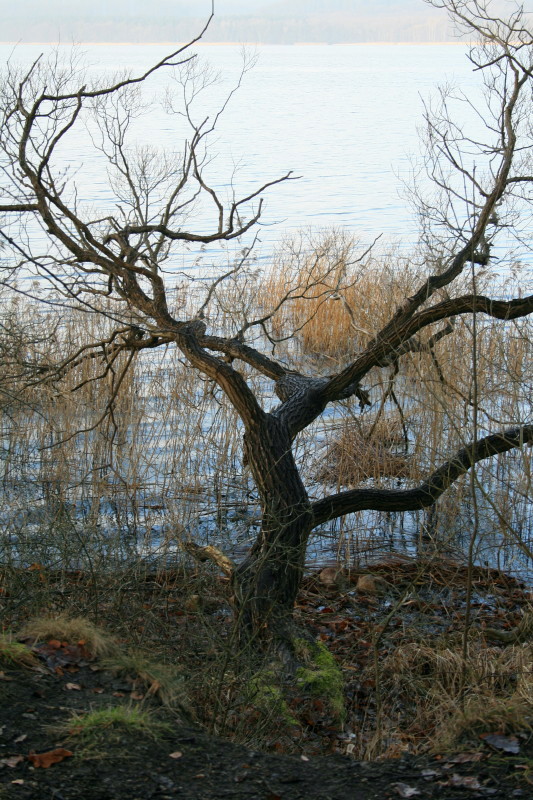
[19,614,118,658]
[316,417,415,486]
[378,636,533,751]
[258,234,423,357]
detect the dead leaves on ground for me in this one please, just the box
[27,748,73,768]
[2,747,75,771]
[480,733,521,754]
[31,639,93,673]
[0,755,24,769]
[391,783,421,797]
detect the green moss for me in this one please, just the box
[295,639,345,721]
[62,704,173,755]
[248,669,300,728]
[0,635,38,668]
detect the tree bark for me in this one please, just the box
[232,414,313,644]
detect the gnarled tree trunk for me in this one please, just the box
[232,415,313,645]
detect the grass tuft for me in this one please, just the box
[0,635,38,668]
[62,704,173,748]
[103,650,190,714]
[19,614,118,659]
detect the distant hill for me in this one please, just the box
[1,0,453,43]
[256,0,424,17]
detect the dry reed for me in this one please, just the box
[0,235,531,591]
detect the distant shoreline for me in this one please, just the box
[0,40,467,47]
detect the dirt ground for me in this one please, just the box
[1,557,532,800]
[0,654,532,800]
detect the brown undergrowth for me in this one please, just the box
[1,237,532,761]
[1,556,532,761]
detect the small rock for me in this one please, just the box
[356,574,390,595]
[318,567,350,591]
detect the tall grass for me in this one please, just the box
[0,235,532,585]
[0,237,532,761]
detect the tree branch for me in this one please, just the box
[324,293,533,400]
[312,424,533,527]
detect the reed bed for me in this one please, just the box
[0,242,532,764]
[0,235,532,588]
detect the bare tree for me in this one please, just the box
[1,0,532,659]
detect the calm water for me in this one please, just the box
[2,42,504,266]
[1,43,531,577]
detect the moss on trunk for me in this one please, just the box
[294,639,345,721]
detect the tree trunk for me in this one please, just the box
[232,414,313,645]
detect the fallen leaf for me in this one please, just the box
[27,748,73,768]
[130,691,144,700]
[0,671,13,681]
[1,755,24,768]
[14,735,27,744]
[300,755,309,761]
[480,733,520,754]
[65,682,81,691]
[446,751,485,763]
[112,691,125,697]
[91,687,105,694]
[391,783,421,797]
[169,751,183,759]
[443,774,482,789]
[11,779,24,785]
[47,639,62,649]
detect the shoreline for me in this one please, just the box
[0,40,468,47]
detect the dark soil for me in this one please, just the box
[1,556,532,800]
[0,654,532,800]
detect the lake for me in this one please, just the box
[2,41,517,267]
[0,42,531,579]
